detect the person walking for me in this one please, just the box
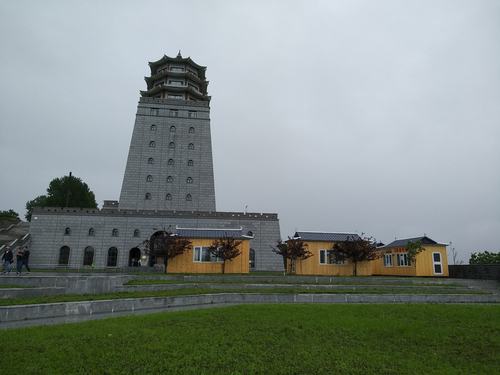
[22,247,31,273]
[15,247,24,276]
[1,248,14,274]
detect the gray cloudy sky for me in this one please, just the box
[1,1,499,262]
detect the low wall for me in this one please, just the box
[449,265,500,281]
[1,293,498,326]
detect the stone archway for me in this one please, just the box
[129,247,141,267]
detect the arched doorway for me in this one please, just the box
[83,246,94,266]
[58,246,70,265]
[129,247,141,267]
[107,247,118,267]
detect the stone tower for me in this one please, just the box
[119,53,216,211]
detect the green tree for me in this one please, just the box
[332,235,379,276]
[143,231,191,272]
[208,236,243,274]
[272,237,311,274]
[0,209,19,220]
[405,240,425,266]
[25,174,97,221]
[469,251,500,265]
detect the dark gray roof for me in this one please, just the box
[175,227,247,239]
[294,231,360,242]
[383,236,441,248]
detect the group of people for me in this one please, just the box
[1,245,30,275]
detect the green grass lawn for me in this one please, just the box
[0,286,486,306]
[0,304,498,374]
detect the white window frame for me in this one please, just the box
[193,246,222,263]
[432,252,443,275]
[397,253,409,267]
[319,249,345,265]
[384,253,393,267]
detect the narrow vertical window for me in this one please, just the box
[146,175,153,182]
[170,125,176,133]
[187,160,194,166]
[150,124,157,132]
[149,141,156,148]
[189,126,195,133]
[188,143,194,150]
[148,157,154,164]
[169,142,175,149]
[185,194,192,201]
[168,159,175,166]
[167,176,173,183]
[145,193,152,200]
[165,193,172,201]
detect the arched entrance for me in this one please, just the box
[129,247,141,267]
[58,246,70,265]
[83,246,94,266]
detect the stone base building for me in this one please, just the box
[28,53,283,271]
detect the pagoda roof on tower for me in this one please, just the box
[148,54,206,71]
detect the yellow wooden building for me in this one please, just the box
[373,236,449,277]
[160,227,251,274]
[292,232,448,277]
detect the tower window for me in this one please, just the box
[169,142,175,149]
[150,124,157,132]
[186,177,193,184]
[186,194,192,201]
[88,228,95,236]
[187,160,194,167]
[166,193,172,201]
[168,159,175,166]
[188,143,194,150]
[167,176,173,183]
[188,111,197,119]
[133,229,140,237]
[64,227,71,236]
[170,125,176,133]
[146,175,153,182]
[147,157,154,164]
[189,127,195,134]
[170,110,178,117]
[149,141,156,148]
[145,193,152,200]
[112,228,119,237]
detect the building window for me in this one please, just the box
[170,125,176,133]
[185,194,192,201]
[112,228,119,237]
[187,160,194,167]
[150,124,157,132]
[58,246,70,265]
[146,175,153,182]
[88,228,95,237]
[145,193,152,200]
[107,247,118,267]
[64,227,71,236]
[150,108,159,116]
[149,141,156,148]
[186,177,193,184]
[397,253,409,266]
[133,229,140,237]
[249,248,256,269]
[188,111,197,119]
[169,142,175,149]
[166,193,172,201]
[189,126,195,133]
[170,109,178,117]
[148,157,154,164]
[167,176,173,183]
[319,249,345,265]
[83,246,94,266]
[168,158,175,166]
[433,252,443,274]
[384,253,393,267]
[193,246,222,262]
[188,143,194,150]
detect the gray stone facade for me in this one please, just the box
[119,98,216,212]
[29,208,282,271]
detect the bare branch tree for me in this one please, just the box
[208,236,243,274]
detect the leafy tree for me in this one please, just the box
[272,237,312,274]
[142,231,191,271]
[208,236,243,274]
[469,251,500,265]
[332,235,379,276]
[0,209,19,220]
[405,240,425,266]
[25,174,97,221]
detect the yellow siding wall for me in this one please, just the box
[295,241,372,276]
[372,245,448,277]
[163,238,250,274]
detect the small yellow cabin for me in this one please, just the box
[373,236,449,277]
[292,231,373,276]
[158,227,251,274]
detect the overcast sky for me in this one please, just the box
[1,1,499,263]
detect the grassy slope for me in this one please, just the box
[0,304,498,374]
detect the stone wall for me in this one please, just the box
[449,265,500,280]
